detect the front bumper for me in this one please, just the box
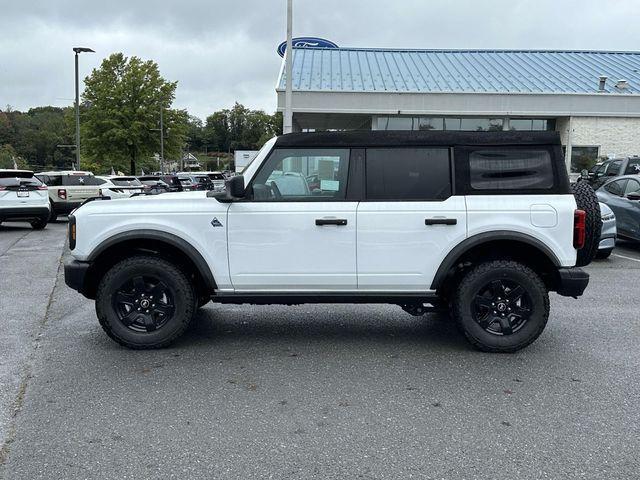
[556,267,589,298]
[64,259,91,294]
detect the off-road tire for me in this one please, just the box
[30,217,48,230]
[96,255,196,349]
[571,181,602,267]
[451,260,550,353]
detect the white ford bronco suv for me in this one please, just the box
[64,131,600,352]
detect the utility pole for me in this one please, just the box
[159,106,164,173]
[283,0,293,134]
[72,47,94,170]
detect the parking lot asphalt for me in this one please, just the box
[1,223,639,479]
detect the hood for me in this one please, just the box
[73,191,226,217]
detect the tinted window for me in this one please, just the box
[624,179,640,196]
[62,175,101,186]
[624,159,640,175]
[111,178,142,186]
[469,149,553,190]
[38,175,61,186]
[605,180,625,196]
[252,148,350,201]
[607,160,622,176]
[0,176,42,187]
[209,173,225,180]
[366,148,451,200]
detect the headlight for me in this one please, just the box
[602,213,615,221]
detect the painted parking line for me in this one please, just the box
[613,253,640,263]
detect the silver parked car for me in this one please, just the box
[596,175,640,244]
[597,202,616,259]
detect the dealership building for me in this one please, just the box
[276,47,640,173]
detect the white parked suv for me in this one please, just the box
[64,131,601,352]
[36,171,102,221]
[0,170,50,229]
[94,176,143,199]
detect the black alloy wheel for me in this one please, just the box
[472,279,531,336]
[113,275,176,333]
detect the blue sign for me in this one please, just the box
[277,37,338,57]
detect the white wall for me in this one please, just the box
[570,117,640,158]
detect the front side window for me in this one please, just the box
[469,149,553,190]
[365,148,451,200]
[251,148,350,201]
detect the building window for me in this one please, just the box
[509,119,555,131]
[417,117,444,130]
[571,146,600,173]
[460,118,503,131]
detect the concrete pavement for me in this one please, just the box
[1,225,639,479]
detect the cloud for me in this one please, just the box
[1,0,639,119]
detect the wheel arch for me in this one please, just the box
[83,230,216,300]
[431,231,562,294]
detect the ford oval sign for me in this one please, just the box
[277,37,338,57]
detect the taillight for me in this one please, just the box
[574,209,586,249]
[37,185,48,190]
[58,188,67,200]
[0,186,5,191]
[98,189,103,196]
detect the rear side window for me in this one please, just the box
[62,175,101,186]
[605,180,625,196]
[365,148,451,200]
[468,149,553,190]
[625,159,640,175]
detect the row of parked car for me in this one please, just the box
[577,156,640,257]
[0,169,228,229]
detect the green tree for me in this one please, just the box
[82,53,188,174]
[0,144,29,169]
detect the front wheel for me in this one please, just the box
[451,260,550,353]
[96,255,196,349]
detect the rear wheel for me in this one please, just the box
[451,260,550,353]
[48,203,57,223]
[96,255,196,349]
[30,217,48,230]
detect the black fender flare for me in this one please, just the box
[88,229,217,292]
[430,231,561,291]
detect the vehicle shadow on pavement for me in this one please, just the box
[172,305,472,352]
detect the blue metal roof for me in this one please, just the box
[277,48,640,95]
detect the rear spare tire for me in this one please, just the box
[571,181,601,267]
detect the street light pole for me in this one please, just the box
[160,106,164,173]
[283,0,293,134]
[72,47,94,171]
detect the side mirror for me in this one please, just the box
[227,175,245,198]
[207,175,245,202]
[626,192,640,201]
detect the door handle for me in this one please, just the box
[425,218,457,226]
[316,218,348,226]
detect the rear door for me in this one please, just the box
[227,147,358,292]
[357,147,467,291]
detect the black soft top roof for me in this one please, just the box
[274,130,560,148]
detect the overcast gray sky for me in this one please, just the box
[1,0,639,120]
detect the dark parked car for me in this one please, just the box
[582,156,640,189]
[183,174,215,191]
[596,175,640,242]
[137,176,171,195]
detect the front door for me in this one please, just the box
[228,147,357,292]
[357,147,467,291]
